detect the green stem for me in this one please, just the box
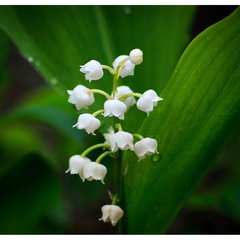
[119,92,142,101]
[133,133,144,140]
[95,151,112,163]
[102,65,115,75]
[92,109,104,117]
[112,194,118,205]
[81,143,110,157]
[87,89,112,99]
[112,57,130,98]
[115,123,122,131]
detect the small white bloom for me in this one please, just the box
[65,155,90,175]
[112,55,135,78]
[99,204,124,226]
[104,99,127,120]
[134,137,158,160]
[107,131,134,152]
[80,60,103,82]
[136,89,163,113]
[129,48,143,65]
[82,161,107,184]
[115,86,136,108]
[67,85,94,110]
[73,113,100,135]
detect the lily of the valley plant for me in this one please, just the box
[66,48,163,227]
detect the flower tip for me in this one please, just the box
[129,48,143,65]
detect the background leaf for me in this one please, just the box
[123,8,240,233]
[0,6,196,133]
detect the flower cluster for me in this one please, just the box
[66,48,163,227]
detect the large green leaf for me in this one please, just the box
[123,8,240,233]
[0,6,195,92]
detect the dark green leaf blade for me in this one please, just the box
[0,6,196,92]
[123,8,240,233]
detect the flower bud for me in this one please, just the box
[106,130,134,152]
[73,113,101,135]
[115,86,136,109]
[112,55,135,78]
[136,89,163,113]
[129,48,143,65]
[67,85,94,110]
[134,137,158,160]
[65,155,90,175]
[80,60,103,82]
[104,99,127,120]
[82,161,107,184]
[99,204,124,226]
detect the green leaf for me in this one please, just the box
[0,6,196,133]
[0,153,64,233]
[0,6,195,92]
[123,8,240,233]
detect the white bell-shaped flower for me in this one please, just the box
[82,161,107,184]
[65,155,90,175]
[112,55,135,78]
[104,99,127,120]
[136,89,163,113]
[134,137,158,160]
[129,48,143,65]
[67,85,94,110]
[80,60,103,82]
[73,113,101,135]
[107,131,134,152]
[99,204,124,226]
[115,86,136,108]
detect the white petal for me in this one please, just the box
[109,205,124,226]
[142,89,163,104]
[83,162,107,183]
[67,85,95,110]
[74,113,101,134]
[116,86,136,108]
[104,99,127,120]
[80,60,103,81]
[66,155,89,175]
[100,205,112,222]
[134,138,158,160]
[129,48,143,65]
[136,96,154,113]
[115,131,134,150]
[112,55,135,78]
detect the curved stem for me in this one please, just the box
[92,109,104,117]
[81,143,110,157]
[115,123,122,131]
[133,133,144,141]
[87,89,112,99]
[112,57,130,98]
[119,92,142,101]
[102,65,115,75]
[95,151,112,163]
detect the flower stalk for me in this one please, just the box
[66,48,162,229]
